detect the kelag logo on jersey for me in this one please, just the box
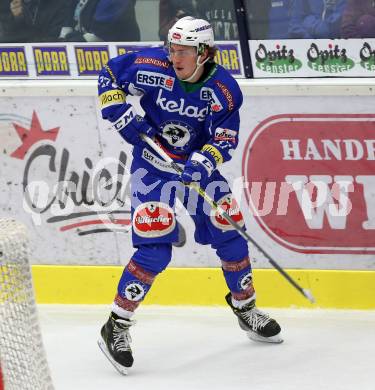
[200,87,223,112]
[307,43,354,73]
[136,71,175,91]
[156,89,209,122]
[255,43,302,74]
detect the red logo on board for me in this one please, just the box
[11,111,59,160]
[242,114,375,254]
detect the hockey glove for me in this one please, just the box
[112,104,157,146]
[180,150,217,185]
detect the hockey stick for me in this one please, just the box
[141,135,315,304]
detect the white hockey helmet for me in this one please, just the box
[168,16,214,54]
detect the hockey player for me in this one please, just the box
[97,16,282,374]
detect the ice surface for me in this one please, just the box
[39,305,375,390]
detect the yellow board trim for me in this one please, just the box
[31,266,375,309]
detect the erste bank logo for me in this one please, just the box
[136,71,175,91]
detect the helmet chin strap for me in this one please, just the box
[180,54,209,83]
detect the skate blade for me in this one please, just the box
[97,338,129,375]
[246,330,284,344]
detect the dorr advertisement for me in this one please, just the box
[0,41,243,79]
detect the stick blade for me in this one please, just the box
[303,289,315,304]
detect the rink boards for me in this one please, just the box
[1,79,375,308]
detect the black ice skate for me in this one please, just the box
[225,293,283,344]
[97,312,135,375]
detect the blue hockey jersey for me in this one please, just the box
[98,47,243,174]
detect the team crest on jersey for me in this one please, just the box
[161,121,194,150]
[200,87,223,112]
[239,272,253,290]
[211,195,244,231]
[136,71,175,91]
[124,281,146,301]
[133,202,176,238]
